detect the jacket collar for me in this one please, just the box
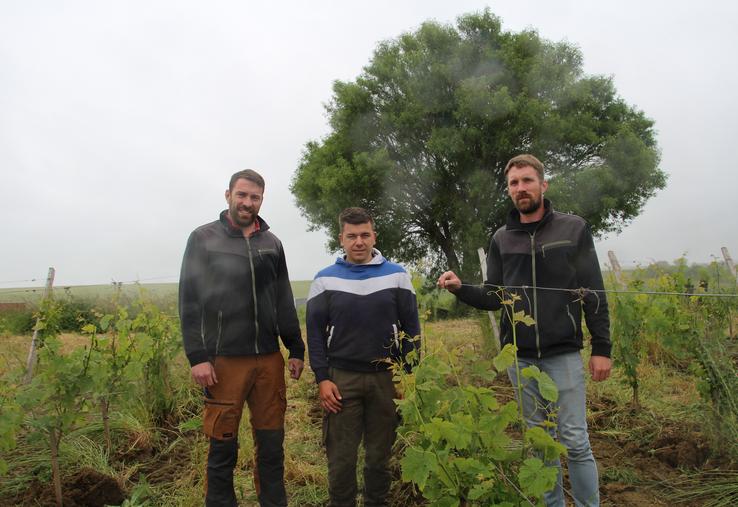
[506,198,554,230]
[336,248,385,267]
[219,210,269,237]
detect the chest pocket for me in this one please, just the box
[254,248,279,279]
[540,240,573,258]
[538,239,576,285]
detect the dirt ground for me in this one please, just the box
[5,407,732,507]
[588,395,730,507]
[15,469,125,507]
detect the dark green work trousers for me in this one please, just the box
[324,368,398,507]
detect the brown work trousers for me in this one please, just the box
[203,352,287,507]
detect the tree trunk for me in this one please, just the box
[632,384,640,409]
[50,428,63,507]
[437,228,460,274]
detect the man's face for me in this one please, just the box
[225,178,263,228]
[339,221,376,265]
[506,165,548,215]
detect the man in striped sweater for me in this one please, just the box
[306,207,421,507]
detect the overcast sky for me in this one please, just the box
[1,0,737,289]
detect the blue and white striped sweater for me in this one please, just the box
[306,250,421,383]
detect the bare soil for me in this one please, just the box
[14,468,125,507]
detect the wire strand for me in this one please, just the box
[0,278,39,285]
[458,283,738,298]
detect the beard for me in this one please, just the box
[514,194,542,215]
[229,204,256,227]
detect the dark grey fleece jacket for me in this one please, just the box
[179,211,304,367]
[455,200,611,359]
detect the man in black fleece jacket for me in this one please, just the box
[179,169,305,507]
[438,154,611,507]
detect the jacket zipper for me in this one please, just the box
[565,304,577,335]
[200,309,207,351]
[327,325,335,349]
[244,234,260,354]
[215,310,223,355]
[530,232,542,358]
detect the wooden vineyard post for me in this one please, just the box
[607,251,625,289]
[477,247,500,354]
[24,267,55,384]
[721,247,737,338]
[722,247,737,281]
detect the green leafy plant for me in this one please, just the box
[395,294,564,506]
[129,298,181,426]
[84,307,139,452]
[15,299,95,507]
[0,380,23,475]
[610,290,648,407]
[609,260,738,454]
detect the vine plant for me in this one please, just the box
[15,299,94,507]
[395,293,564,506]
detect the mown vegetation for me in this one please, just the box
[0,260,736,506]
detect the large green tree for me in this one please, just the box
[291,10,665,279]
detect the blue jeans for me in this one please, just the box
[508,351,599,507]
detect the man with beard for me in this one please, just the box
[179,169,305,507]
[437,154,611,507]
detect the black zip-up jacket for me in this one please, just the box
[179,211,305,367]
[455,200,611,359]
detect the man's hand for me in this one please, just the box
[319,380,343,413]
[191,362,217,387]
[589,355,612,382]
[288,358,304,380]
[437,271,462,292]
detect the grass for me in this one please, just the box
[601,464,641,485]
[662,470,738,507]
[2,317,737,506]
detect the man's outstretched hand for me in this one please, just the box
[437,271,461,292]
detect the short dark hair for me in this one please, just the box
[504,154,545,180]
[339,207,374,231]
[229,169,265,191]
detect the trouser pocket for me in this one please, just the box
[203,397,242,440]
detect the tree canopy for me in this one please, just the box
[291,9,665,279]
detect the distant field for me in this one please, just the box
[0,280,313,304]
